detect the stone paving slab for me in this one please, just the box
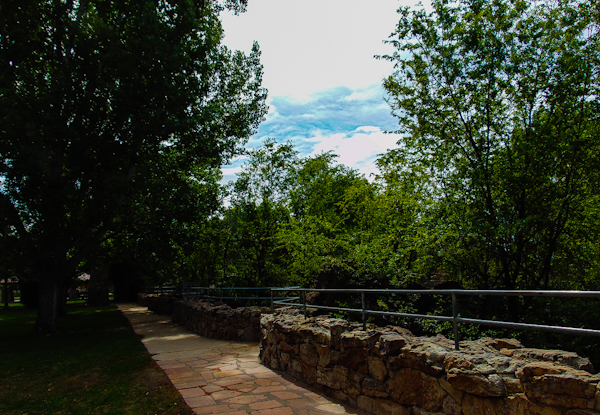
[118,303,367,415]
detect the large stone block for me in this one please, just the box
[341,329,381,349]
[392,341,448,376]
[316,343,331,367]
[378,333,408,356]
[358,396,411,415]
[372,398,410,415]
[503,393,564,415]
[516,361,597,408]
[386,368,447,411]
[339,347,368,371]
[300,343,319,367]
[507,349,594,373]
[317,365,349,390]
[368,356,388,382]
[362,377,388,398]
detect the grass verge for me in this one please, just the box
[0,303,194,415]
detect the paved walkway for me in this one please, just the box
[118,304,366,415]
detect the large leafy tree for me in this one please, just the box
[382,0,600,290]
[276,153,370,286]
[108,157,224,286]
[220,139,298,286]
[0,0,266,331]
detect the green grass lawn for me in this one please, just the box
[0,303,193,415]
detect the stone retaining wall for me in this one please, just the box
[260,313,600,415]
[137,293,177,315]
[172,299,268,343]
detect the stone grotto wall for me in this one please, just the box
[137,293,177,315]
[260,312,600,415]
[172,299,268,343]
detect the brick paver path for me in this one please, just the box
[118,304,367,415]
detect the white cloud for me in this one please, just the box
[216,0,432,184]
[345,89,380,102]
[355,126,381,134]
[220,0,413,101]
[306,127,401,178]
[218,84,403,184]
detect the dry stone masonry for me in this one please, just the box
[260,312,600,415]
[172,299,267,342]
[137,293,177,315]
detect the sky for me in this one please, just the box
[219,0,425,183]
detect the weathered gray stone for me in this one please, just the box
[508,349,595,373]
[378,333,408,356]
[341,330,380,349]
[516,362,597,399]
[395,341,449,376]
[502,376,524,394]
[445,354,508,397]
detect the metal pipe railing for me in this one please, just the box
[270,288,600,351]
[181,285,300,304]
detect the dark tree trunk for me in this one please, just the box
[2,280,8,310]
[35,279,59,333]
[57,285,68,317]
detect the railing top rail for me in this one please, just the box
[269,288,600,298]
[184,285,300,291]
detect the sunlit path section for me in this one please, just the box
[118,304,367,415]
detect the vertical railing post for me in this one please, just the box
[302,290,307,319]
[220,287,223,304]
[361,291,366,330]
[452,291,460,351]
[270,289,274,314]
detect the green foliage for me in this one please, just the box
[381,0,600,290]
[201,139,299,287]
[109,159,224,286]
[0,0,266,330]
[276,153,371,286]
[201,0,600,362]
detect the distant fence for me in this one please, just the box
[140,284,600,351]
[141,285,177,295]
[181,282,299,303]
[271,287,600,351]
